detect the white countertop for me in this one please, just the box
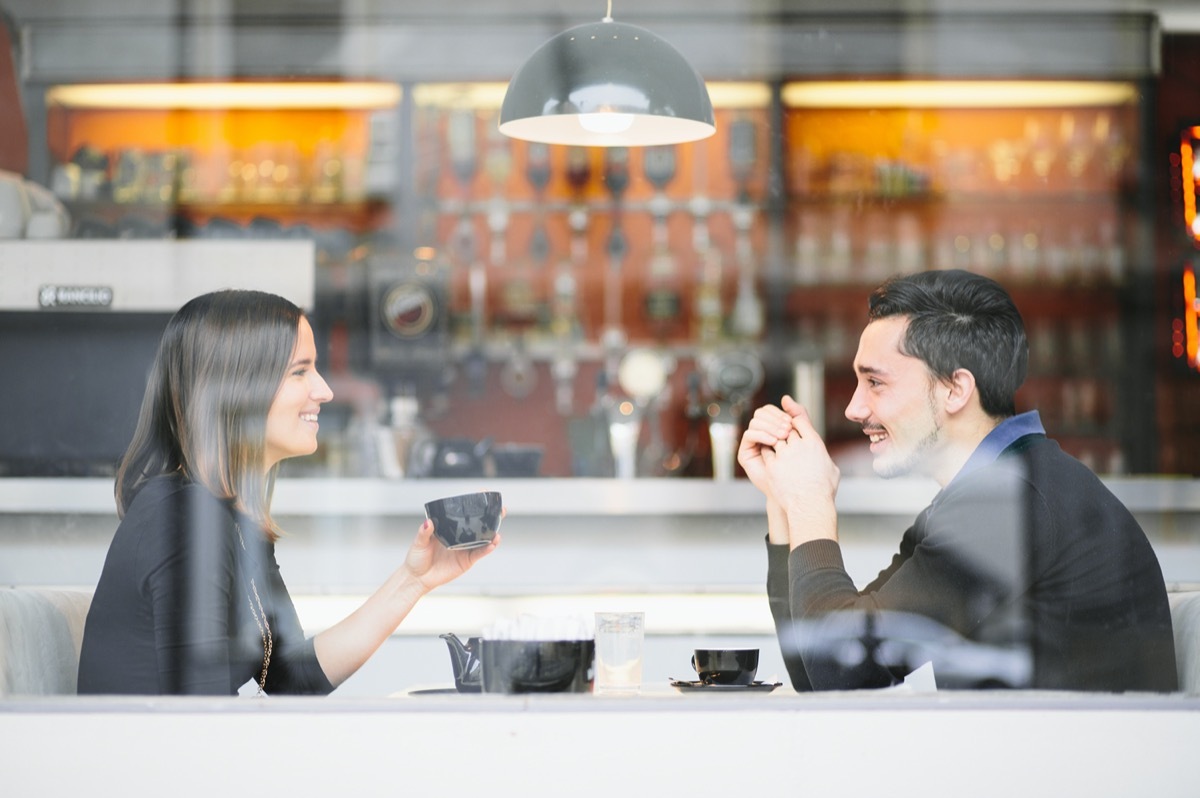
[2,690,1197,797]
[3,475,1200,516]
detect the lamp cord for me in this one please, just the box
[603,0,612,21]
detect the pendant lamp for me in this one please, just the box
[498,2,715,147]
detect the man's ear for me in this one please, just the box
[943,368,977,415]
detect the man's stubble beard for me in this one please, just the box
[872,387,942,480]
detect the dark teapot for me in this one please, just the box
[439,632,482,693]
[478,639,595,694]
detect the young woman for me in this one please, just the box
[77,289,498,695]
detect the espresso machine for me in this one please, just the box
[366,253,451,400]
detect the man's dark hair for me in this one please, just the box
[867,269,1028,418]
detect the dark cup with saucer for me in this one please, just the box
[691,648,759,686]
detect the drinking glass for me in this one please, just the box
[593,611,644,694]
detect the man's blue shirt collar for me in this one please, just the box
[945,409,1045,491]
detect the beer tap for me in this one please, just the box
[602,146,631,383]
[691,138,723,351]
[447,109,488,396]
[414,104,455,418]
[484,120,512,270]
[526,141,553,270]
[642,145,683,341]
[549,147,591,415]
[485,120,536,399]
[727,116,765,342]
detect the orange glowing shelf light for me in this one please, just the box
[1182,127,1200,247]
[1185,265,1199,370]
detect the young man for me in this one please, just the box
[738,270,1177,692]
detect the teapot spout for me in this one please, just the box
[440,632,470,674]
[440,632,482,692]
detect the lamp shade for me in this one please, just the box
[499,18,715,147]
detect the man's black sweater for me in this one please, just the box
[768,434,1178,692]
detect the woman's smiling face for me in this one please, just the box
[844,315,947,480]
[264,316,333,471]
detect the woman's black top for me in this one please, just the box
[78,474,333,695]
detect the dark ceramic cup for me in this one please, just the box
[479,639,595,694]
[691,648,760,685]
[424,491,502,550]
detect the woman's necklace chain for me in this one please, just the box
[234,523,273,696]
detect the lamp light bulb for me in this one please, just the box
[578,112,635,134]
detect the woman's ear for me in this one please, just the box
[943,368,977,415]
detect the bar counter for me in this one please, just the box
[2,475,1199,795]
[4,475,1200,696]
[2,689,1197,796]
[4,476,1199,597]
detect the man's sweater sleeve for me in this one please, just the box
[765,537,813,692]
[785,539,900,690]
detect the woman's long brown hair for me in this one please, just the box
[115,290,302,541]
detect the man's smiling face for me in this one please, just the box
[844,316,946,479]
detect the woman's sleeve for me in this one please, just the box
[261,549,335,696]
